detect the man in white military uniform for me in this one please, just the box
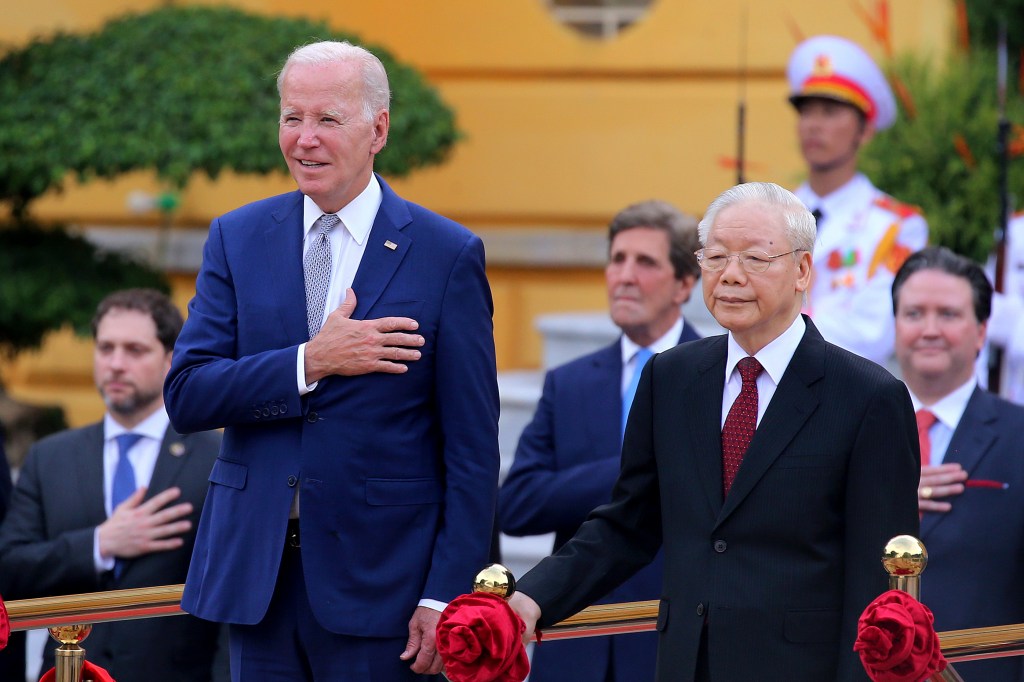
[987,211,1024,403]
[788,35,929,367]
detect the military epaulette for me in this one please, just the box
[872,194,922,220]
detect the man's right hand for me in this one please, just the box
[304,288,424,384]
[97,486,193,559]
[508,592,542,645]
[918,463,968,513]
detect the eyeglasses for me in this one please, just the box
[694,248,803,273]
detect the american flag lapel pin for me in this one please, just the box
[384,240,398,251]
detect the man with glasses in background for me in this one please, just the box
[508,182,920,682]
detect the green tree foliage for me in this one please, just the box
[964,0,1024,55]
[0,223,168,356]
[0,6,460,356]
[0,5,460,218]
[859,49,1024,263]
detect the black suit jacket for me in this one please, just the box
[516,318,921,682]
[500,322,699,682]
[0,428,10,524]
[0,419,222,682]
[920,388,1024,682]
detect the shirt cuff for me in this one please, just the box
[297,343,318,395]
[94,527,114,573]
[418,598,448,613]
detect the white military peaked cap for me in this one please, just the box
[787,35,897,130]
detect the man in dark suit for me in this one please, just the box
[499,199,701,682]
[508,182,920,682]
[0,289,222,682]
[0,426,22,682]
[0,426,10,521]
[893,246,1024,682]
[163,40,499,681]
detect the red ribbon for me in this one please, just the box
[39,661,116,682]
[854,590,946,682]
[436,592,530,682]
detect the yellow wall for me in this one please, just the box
[2,0,953,426]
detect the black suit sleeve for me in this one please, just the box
[837,376,921,681]
[516,357,663,625]
[0,433,11,525]
[0,443,100,598]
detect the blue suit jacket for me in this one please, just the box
[499,322,698,682]
[920,388,1024,682]
[165,175,500,638]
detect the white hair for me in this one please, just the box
[697,182,816,255]
[277,41,390,122]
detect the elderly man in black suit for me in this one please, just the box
[0,289,222,682]
[509,182,920,682]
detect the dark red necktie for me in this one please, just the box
[915,409,936,467]
[722,357,763,496]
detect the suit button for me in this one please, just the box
[262,407,271,417]
[280,404,288,415]
[287,475,297,487]
[696,603,705,617]
[713,540,727,553]
[306,411,318,424]
[270,405,279,416]
[252,409,262,419]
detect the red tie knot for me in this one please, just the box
[915,409,937,432]
[737,356,763,385]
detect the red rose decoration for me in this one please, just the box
[39,660,116,682]
[436,592,530,682]
[854,590,946,682]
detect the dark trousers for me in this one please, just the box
[229,538,437,682]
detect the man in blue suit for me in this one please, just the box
[499,199,701,681]
[164,41,499,682]
[893,247,1024,682]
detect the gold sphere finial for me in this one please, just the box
[473,563,516,599]
[48,623,92,647]
[882,535,928,577]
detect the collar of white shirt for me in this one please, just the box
[725,314,806,386]
[301,174,382,246]
[620,316,685,366]
[795,172,873,219]
[909,377,977,432]
[104,405,171,445]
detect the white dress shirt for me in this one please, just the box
[722,315,806,428]
[296,174,382,394]
[620,317,685,394]
[909,378,976,466]
[95,407,171,572]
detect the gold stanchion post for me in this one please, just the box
[881,535,964,682]
[48,623,92,682]
[473,564,516,599]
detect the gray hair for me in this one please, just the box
[697,182,816,255]
[608,199,701,280]
[277,41,391,122]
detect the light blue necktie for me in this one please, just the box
[622,348,653,440]
[111,432,143,578]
